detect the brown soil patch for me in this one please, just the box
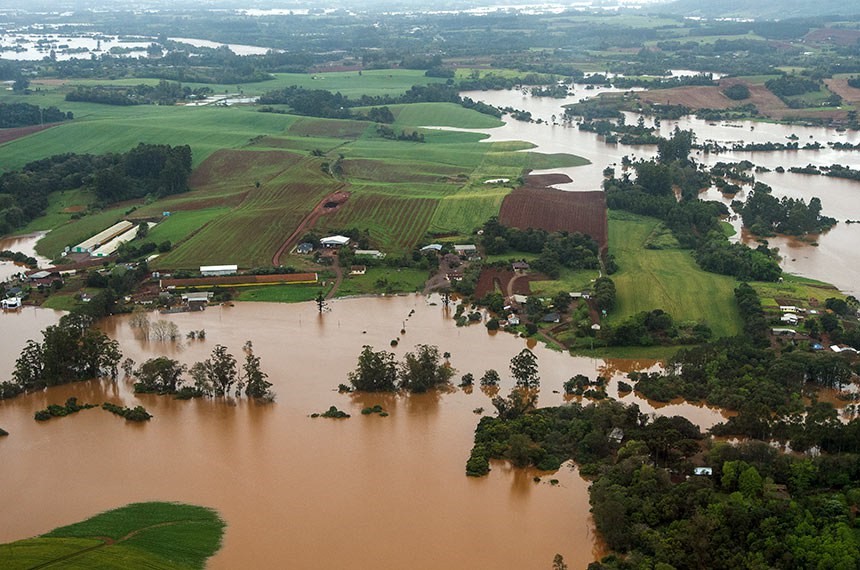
[638,78,790,119]
[474,268,533,299]
[523,173,573,187]
[500,186,608,251]
[61,205,86,213]
[825,78,860,107]
[805,28,860,46]
[161,273,319,289]
[0,123,57,146]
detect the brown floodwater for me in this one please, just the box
[0,297,731,569]
[458,88,860,294]
[0,232,51,282]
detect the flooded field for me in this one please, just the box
[0,297,731,569]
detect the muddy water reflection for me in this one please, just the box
[0,298,730,569]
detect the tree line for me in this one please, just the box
[128,341,274,401]
[66,80,214,106]
[0,102,72,128]
[479,217,600,279]
[258,82,501,121]
[0,143,191,235]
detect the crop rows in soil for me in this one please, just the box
[319,194,438,251]
[499,187,608,251]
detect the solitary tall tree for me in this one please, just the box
[315,290,327,313]
[510,348,539,389]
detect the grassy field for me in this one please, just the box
[236,283,331,302]
[336,267,429,297]
[607,210,743,338]
[0,502,224,569]
[530,268,600,297]
[752,274,844,309]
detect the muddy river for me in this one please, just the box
[460,87,860,294]
[0,297,731,569]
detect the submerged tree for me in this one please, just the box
[242,342,274,401]
[191,344,240,397]
[348,345,397,392]
[133,357,186,394]
[398,344,454,393]
[510,348,539,389]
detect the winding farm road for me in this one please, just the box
[271,188,350,266]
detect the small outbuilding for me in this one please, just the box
[420,244,443,253]
[512,261,530,272]
[296,242,314,255]
[542,312,561,323]
[693,467,713,476]
[350,265,367,275]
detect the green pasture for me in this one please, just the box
[752,274,844,309]
[0,502,224,569]
[530,268,600,297]
[336,267,429,297]
[236,283,330,302]
[1,106,296,172]
[390,102,503,128]
[607,210,743,338]
[23,69,445,100]
[139,208,232,247]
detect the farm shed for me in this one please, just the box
[72,221,134,254]
[296,242,314,255]
[355,249,385,259]
[454,244,477,256]
[350,265,367,275]
[200,265,238,277]
[420,244,443,252]
[321,235,350,248]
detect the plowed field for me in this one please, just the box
[499,187,608,251]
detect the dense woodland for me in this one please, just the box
[0,102,72,127]
[66,80,214,106]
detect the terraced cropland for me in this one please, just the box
[0,72,588,268]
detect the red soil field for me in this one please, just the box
[0,124,56,146]
[474,268,533,299]
[499,186,608,251]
